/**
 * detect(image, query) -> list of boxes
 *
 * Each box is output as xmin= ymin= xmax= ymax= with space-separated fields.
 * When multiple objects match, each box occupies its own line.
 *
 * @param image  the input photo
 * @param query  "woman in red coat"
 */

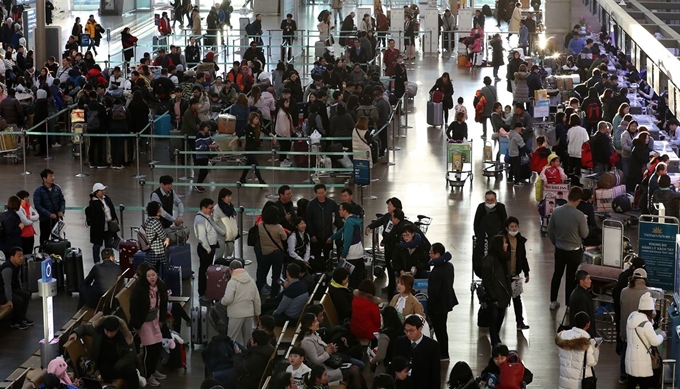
xmin=349 ymin=279 xmax=381 ymax=340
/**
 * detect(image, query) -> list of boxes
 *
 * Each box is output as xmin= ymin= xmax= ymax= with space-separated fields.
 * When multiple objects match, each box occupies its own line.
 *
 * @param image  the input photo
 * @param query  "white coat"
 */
xmin=248 ymin=91 xmax=276 ymax=121
xmin=509 ymin=7 xmax=522 ymax=33
xmin=352 ymin=126 xmax=372 ymax=168
xmin=555 ymin=327 xmax=599 ymax=389
xmin=625 ymin=311 xmax=663 ymax=378
xmin=567 ymin=125 xmax=589 ymax=158
xmin=212 ymin=203 xmax=239 ymax=242
xmin=220 ymin=269 xmax=261 ymax=318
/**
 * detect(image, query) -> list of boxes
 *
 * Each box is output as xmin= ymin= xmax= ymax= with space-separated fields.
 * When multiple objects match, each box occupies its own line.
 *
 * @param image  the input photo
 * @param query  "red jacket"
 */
xmin=542 ymin=166 xmax=563 ymax=184
xmin=349 ymin=290 xmax=381 ymax=340
xmin=530 ymin=146 xmax=550 ymax=173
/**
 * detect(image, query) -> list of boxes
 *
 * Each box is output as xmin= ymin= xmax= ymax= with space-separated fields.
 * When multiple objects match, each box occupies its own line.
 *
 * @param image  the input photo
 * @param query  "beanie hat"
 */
xmin=36 ymin=89 xmax=47 ymax=99
xmin=638 ymin=292 xmax=655 ymax=311
xmin=205 ymin=51 xmax=215 ymax=60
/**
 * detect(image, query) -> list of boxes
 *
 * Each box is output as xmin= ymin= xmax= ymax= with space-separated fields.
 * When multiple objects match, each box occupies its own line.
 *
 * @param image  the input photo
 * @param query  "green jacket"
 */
xmin=330 ymin=215 xmax=362 ymax=258
xmin=181 ymin=108 xmax=200 ymax=136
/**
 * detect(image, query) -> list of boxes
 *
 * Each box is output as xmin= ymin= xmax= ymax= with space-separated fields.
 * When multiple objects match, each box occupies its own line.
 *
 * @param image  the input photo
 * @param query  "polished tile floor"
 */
xmin=0 ymin=2 xmax=631 ymax=388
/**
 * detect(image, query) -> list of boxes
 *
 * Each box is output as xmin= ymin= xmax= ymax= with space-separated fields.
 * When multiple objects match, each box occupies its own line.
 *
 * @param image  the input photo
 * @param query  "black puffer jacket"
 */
xmin=481 ymin=246 xmax=512 ymax=308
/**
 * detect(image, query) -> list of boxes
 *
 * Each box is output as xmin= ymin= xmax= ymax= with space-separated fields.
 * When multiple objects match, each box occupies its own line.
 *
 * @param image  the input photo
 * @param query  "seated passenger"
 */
xmin=540 ymin=154 xmax=568 ymax=184
xmin=328 ymin=267 xmax=353 ymax=324
xmin=68 ymin=316 xmax=139 ymax=389
xmin=0 ymin=247 xmax=33 ymax=330
xmin=226 ymin=330 xmax=275 ymax=389
xmin=391 ymin=225 xmax=430 ymax=279
xmin=78 ymin=248 xmax=122 ymax=309
xmin=350 ymin=279 xmax=381 ymax=340
xmin=272 ymin=263 xmax=309 ymax=326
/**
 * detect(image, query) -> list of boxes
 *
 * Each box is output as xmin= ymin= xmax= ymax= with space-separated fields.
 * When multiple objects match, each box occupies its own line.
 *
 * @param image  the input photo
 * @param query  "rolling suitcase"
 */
xmin=168 ymin=243 xmax=192 ymax=279
xmin=163 ymin=265 xmax=183 ymax=297
xmin=21 ymin=255 xmax=42 ymax=294
xmin=314 ymin=40 xmax=326 ymax=58
xmin=43 ymin=238 xmax=72 ymax=258
xmin=133 ymin=251 xmax=146 ymax=274
xmin=427 ymin=101 xmax=444 ymax=127
xmin=119 ymin=239 xmax=139 ymax=276
xmin=191 ymin=306 xmax=209 ymax=347
xmin=205 ymin=264 xmax=231 ymax=301
xmin=64 ymin=247 xmax=85 ymax=294
xmin=154 ymin=114 xmax=172 ymax=135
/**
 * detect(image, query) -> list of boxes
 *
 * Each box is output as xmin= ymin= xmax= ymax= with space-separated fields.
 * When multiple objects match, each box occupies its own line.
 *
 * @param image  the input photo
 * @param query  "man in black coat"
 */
xmin=305 ymin=184 xmax=341 ymax=272
xmin=275 ymin=185 xmax=295 ymax=231
xmin=393 ymin=315 xmax=440 ymax=388
xmin=472 ymin=190 xmax=508 ymax=274
xmin=569 ymin=269 xmax=597 ymax=338
xmin=227 ymin=330 xmax=275 ymax=389
xmin=78 ymin=248 xmax=122 ymax=309
xmin=590 ymin=121 xmax=613 ymax=173
xmin=427 ymin=243 xmax=457 ymax=361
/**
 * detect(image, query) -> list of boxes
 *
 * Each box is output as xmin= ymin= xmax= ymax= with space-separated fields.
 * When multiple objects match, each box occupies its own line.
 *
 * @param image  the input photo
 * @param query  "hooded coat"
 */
xmin=625 ymin=311 xmax=663 ymax=378
xmin=555 ymin=328 xmax=599 ymax=389
xmin=427 ymin=252 xmax=458 ymax=315
xmin=329 ymin=214 xmax=363 ymax=260
xmin=349 ymin=289 xmax=381 ymax=339
xmin=72 ymin=315 xmax=136 ymax=371
xmin=220 ymin=269 xmax=261 ymax=318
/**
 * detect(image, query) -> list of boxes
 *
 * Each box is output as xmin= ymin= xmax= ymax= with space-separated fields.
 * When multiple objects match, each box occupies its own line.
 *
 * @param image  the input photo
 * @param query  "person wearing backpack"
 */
xmin=621 ymin=120 xmax=639 ymax=184
xmin=580 ymin=87 xmax=603 ymax=135
xmin=86 ymin=90 xmax=108 ymax=168
xmin=613 ymin=114 xmax=632 ymax=156
xmin=629 ymin=131 xmax=653 ymax=194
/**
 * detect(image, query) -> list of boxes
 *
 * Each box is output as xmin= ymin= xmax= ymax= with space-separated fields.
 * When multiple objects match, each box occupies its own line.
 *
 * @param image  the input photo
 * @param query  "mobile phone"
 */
xmin=594 ymin=337 xmax=603 ymax=347
xmin=277 ymin=277 xmax=285 ymax=285
xmin=233 ymin=342 xmax=240 ymax=351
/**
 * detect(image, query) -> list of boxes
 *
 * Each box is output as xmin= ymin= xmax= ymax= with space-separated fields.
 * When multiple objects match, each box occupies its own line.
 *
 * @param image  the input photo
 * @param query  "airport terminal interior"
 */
xmin=0 ymin=0 xmax=678 ymax=387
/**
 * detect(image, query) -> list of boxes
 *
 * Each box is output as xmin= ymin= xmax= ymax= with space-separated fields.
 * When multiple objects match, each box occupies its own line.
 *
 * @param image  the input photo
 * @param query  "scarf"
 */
xmin=330 ymin=280 xmax=347 ymax=289
xmin=218 ymin=199 xmax=235 ymax=217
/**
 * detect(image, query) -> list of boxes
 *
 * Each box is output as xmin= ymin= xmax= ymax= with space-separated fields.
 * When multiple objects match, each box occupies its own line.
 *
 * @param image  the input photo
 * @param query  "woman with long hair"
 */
xmin=72 ymin=17 xmax=83 ymax=46
xmin=628 ymin=130 xmax=651 ymax=192
xmin=613 ymin=102 xmax=630 ymax=130
xmin=481 ymin=234 xmax=512 ymax=346
xmin=248 ymin=85 xmax=276 ymax=128
xmin=129 ymin=263 xmax=168 ymax=387
xmin=121 ymin=27 xmax=138 ymax=65
xmin=429 ymin=72 xmax=455 ymax=123
xmin=229 ymin=93 xmax=250 ymax=136
xmin=370 ymin=306 xmax=403 ymax=374
xmin=403 ymin=14 xmax=416 ymax=60
xmin=213 ymin=188 xmax=238 ymax=259
xmin=256 ymin=205 xmax=287 ymax=296
xmin=601 ymin=88 xmax=615 ymax=123
xmin=275 ymin=98 xmax=294 ymax=164
xmin=230 ymin=111 xmax=267 ymax=184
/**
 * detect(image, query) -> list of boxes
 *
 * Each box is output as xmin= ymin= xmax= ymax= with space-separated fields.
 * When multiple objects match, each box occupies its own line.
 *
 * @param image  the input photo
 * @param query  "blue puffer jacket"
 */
xmin=33 ymin=184 xmax=66 ymax=221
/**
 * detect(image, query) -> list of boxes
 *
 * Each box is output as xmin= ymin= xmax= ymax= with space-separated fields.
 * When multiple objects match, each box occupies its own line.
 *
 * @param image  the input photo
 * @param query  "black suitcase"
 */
xmin=53 ymin=257 xmax=66 ymax=291
xmin=63 ymin=247 xmax=85 ymax=294
xmin=477 ymin=305 xmax=490 ymax=328
xmin=21 ymin=255 xmax=42 ymax=294
xmin=163 ymin=265 xmax=183 ymax=297
xmin=43 ymin=238 xmax=72 ymax=258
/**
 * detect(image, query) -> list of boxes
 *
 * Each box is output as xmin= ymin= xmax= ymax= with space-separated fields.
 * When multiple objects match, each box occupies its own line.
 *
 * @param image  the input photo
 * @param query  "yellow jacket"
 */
xmin=85 ymin=20 xmax=97 ymax=37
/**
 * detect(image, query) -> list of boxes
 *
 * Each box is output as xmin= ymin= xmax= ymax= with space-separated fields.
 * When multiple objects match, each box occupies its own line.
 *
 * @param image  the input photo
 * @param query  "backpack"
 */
xmin=432 ymin=90 xmax=443 ymax=103
xmin=546 ymin=125 xmax=558 ymax=147
xmin=201 ymin=334 xmax=236 ymax=373
xmin=136 ymin=225 xmax=152 ymax=251
xmin=581 ymin=141 xmax=594 ymax=168
xmin=585 ymin=101 xmax=602 ymax=124
xmin=86 ymin=109 xmax=100 ymax=129
xmin=613 ymin=194 xmax=633 ymax=213
xmin=244 ymin=23 xmax=255 ymax=36
xmin=111 ymin=104 xmax=126 ymax=121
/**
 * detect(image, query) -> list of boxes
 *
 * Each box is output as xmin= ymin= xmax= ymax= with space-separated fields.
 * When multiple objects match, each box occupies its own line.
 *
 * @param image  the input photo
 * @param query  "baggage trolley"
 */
xmin=538 ymin=183 xmax=570 ymax=235
xmin=482 ymin=140 xmax=509 ymax=178
xmin=446 ymin=140 xmax=473 ymax=189
xmin=0 ymin=125 xmax=20 ymax=164
xmin=414 ymin=215 xmax=432 ymax=235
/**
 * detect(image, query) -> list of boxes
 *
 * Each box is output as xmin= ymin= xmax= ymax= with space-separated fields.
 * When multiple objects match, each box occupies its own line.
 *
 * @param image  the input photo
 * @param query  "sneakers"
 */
xmin=281 ymin=159 xmax=292 ymax=167
xmin=52 ymin=142 xmax=61 ymax=147
xmin=550 ymin=301 xmax=561 ymax=310
xmin=112 ymin=165 xmax=124 ymax=170
xmin=146 ymin=377 xmax=160 ymax=387
xmin=514 ymin=182 xmax=525 ymax=187
xmin=517 ymin=323 xmax=530 ymax=330
xmin=194 ymin=186 xmax=206 ymax=193
xmin=97 ymin=165 xmax=108 ymax=169
xmin=618 ymin=378 xmax=627 ymax=384
xmin=153 ymin=372 xmax=166 ymax=380
xmin=11 ymin=322 xmax=29 ymax=330
xmin=22 ymin=318 xmax=34 ymax=326
xmin=440 ymin=357 xmax=450 ymax=362
xmin=261 ymin=284 xmax=272 ymax=295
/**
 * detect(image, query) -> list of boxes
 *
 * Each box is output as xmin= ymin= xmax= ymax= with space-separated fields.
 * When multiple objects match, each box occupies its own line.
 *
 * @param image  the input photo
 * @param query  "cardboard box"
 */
xmin=217 ymin=114 xmax=236 ymax=134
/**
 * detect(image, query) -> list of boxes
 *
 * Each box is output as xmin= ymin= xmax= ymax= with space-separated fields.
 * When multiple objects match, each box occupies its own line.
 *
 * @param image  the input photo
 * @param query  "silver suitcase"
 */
xmin=582 ymin=248 xmax=602 ymax=266
xmin=190 ymin=306 xmax=208 ymax=347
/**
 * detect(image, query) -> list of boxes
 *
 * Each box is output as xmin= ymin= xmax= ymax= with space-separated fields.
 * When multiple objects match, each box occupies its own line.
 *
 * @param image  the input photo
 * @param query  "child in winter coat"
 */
xmin=530 ymin=135 xmax=551 ymax=173
xmin=540 ymin=154 xmax=568 ymax=184
xmin=454 ymin=97 xmax=468 ymax=121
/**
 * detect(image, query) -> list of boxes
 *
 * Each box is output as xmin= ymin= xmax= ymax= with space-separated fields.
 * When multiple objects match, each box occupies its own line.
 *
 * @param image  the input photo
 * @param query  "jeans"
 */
xmin=493 ymin=65 xmax=500 ymax=78
xmin=92 ymin=232 xmax=115 ymax=264
xmin=430 ymin=311 xmax=450 ymax=358
xmin=489 ymin=305 xmax=506 ymax=346
xmin=197 ymin=243 xmax=216 ymax=296
xmin=257 ymin=249 xmax=284 ymax=296
xmin=550 ymin=247 xmax=582 ymax=305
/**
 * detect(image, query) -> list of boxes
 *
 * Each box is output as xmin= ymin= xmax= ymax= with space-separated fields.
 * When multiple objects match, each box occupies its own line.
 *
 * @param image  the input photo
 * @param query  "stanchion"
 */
xmin=265 ymin=149 xmax=278 ymax=199
xmin=388 ymin=117 xmax=397 ymax=167
xmin=132 ymin=133 xmax=145 ymax=179
xmin=302 ymin=138 xmax=312 ymax=183
xmin=119 ymin=205 xmax=125 ymax=239
xmin=400 ymin=95 xmax=411 ymax=133
xmin=174 ymin=150 xmax=185 ymax=198
xmin=19 ymin=130 xmax=30 ymax=176
xmin=75 ymin=133 xmax=88 ymax=178
xmin=43 ymin=125 xmax=54 ymax=161
xmin=139 ymin=179 xmax=146 ymax=222
xmin=148 ymin=114 xmax=159 ymax=165
xmin=363 ymin=183 xmax=377 ymax=200
xmin=237 ymin=206 xmax=252 ymax=265
xmin=180 ymin=135 xmax=192 ymax=181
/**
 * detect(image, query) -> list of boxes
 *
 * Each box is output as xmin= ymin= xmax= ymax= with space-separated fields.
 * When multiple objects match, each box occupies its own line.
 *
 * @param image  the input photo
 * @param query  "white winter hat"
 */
xmin=258 ymin=71 xmax=270 ymax=81
xmin=638 ymin=292 xmax=655 ymax=311
xmin=92 ymin=183 xmax=107 ymax=192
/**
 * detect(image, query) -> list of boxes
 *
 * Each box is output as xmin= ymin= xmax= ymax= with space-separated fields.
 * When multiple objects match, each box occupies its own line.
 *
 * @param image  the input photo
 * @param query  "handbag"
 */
xmin=324 ymin=353 xmax=344 ymax=369
xmin=511 ymin=278 xmax=523 ymax=298
xmin=556 ymin=309 xmax=571 ymax=333
xmin=581 ymin=350 xmax=597 ymax=389
xmin=634 ymin=322 xmax=662 ymax=369
xmin=107 ymin=220 xmax=120 ymax=234
xmin=247 ymin=224 xmax=260 ymax=246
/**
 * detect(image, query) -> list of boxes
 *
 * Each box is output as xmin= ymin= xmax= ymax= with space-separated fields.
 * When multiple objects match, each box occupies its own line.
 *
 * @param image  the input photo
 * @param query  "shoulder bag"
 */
xmin=634 ymin=321 xmax=662 ymax=369
xmin=263 ymin=224 xmax=291 ymax=263
xmin=581 ymin=349 xmax=597 ymax=389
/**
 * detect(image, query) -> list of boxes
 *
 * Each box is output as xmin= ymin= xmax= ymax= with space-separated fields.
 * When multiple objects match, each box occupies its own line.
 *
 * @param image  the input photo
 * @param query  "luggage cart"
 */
xmin=414 ymin=215 xmax=432 ymax=234
xmin=0 ymin=126 xmax=20 ymax=164
xmin=446 ymin=140 xmax=473 ymax=189
xmin=482 ymin=140 xmax=509 ymax=178
xmin=537 ymin=183 xmax=570 ymax=235
xmin=70 ymin=109 xmax=86 ymax=158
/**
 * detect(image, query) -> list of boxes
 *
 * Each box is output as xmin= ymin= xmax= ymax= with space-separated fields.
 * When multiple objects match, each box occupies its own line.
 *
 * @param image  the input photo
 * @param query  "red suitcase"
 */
xmin=205 ymin=264 xmax=231 ymax=301
xmin=119 ymin=239 xmax=139 ymax=276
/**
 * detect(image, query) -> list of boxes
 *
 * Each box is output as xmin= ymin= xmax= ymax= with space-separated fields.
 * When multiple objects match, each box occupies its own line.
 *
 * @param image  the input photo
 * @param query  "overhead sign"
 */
xmin=639 ymin=221 xmax=679 ymax=290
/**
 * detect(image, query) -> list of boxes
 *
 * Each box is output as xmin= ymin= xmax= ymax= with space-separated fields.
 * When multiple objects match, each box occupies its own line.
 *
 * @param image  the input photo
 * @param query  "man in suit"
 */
xmin=393 ymin=315 xmax=440 ymax=389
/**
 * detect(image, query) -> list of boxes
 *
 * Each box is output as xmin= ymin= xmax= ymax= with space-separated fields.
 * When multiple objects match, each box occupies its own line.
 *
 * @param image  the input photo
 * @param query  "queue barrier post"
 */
xmin=174 ymin=149 xmax=186 ymax=198
xmin=44 ymin=122 xmax=54 ymax=161
xmin=132 ymin=132 xmax=146 ymax=179
xmin=75 ymin=133 xmax=88 ymax=178
xmin=400 ymin=94 xmax=411 ymax=133
xmin=265 ymin=149 xmax=278 ymax=200
xmin=119 ymin=204 xmax=125 ymax=239
xmin=19 ymin=130 xmax=30 ymax=176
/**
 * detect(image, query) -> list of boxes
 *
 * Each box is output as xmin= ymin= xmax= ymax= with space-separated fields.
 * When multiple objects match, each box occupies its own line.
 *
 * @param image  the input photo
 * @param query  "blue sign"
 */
xmin=353 ymin=159 xmax=370 ymax=186
xmin=41 ymin=258 xmax=52 ymax=283
xmin=638 ymin=221 xmax=679 ymax=290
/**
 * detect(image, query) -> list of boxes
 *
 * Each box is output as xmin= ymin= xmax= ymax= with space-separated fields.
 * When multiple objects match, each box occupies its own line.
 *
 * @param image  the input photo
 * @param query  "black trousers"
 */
xmin=281 ymin=37 xmax=293 ymax=61
xmin=77 ymin=283 xmax=101 ymax=310
xmin=142 ymin=342 xmax=163 ymax=378
xmin=39 ymin=218 xmax=57 ymax=245
xmin=512 ymin=295 xmax=524 ymax=325
xmin=627 ymin=376 xmax=652 ymax=389
xmin=489 ymin=305 xmax=506 ymax=346
xmin=197 ymin=243 xmax=215 ymax=296
xmin=310 ymin=241 xmax=333 ymax=272
xmin=430 ymin=311 xmax=450 ymax=358
xmin=278 ymin=139 xmax=291 ymax=161
xmin=99 ymin=360 xmax=139 ymax=389
xmin=195 ymin=158 xmax=209 ymax=184
xmin=111 ymin=136 xmax=125 ymax=166
xmin=88 ymin=135 xmax=107 ymax=166
xmin=510 ymin=155 xmax=521 ymax=183
xmin=240 ymin=154 xmax=263 ymax=182
xmin=346 ymin=258 xmax=365 ymax=289
xmin=569 ymin=157 xmax=582 ymax=176
xmin=21 ymin=236 xmax=34 ymax=256
xmin=0 ymin=289 xmax=29 ymax=324
xmin=550 ymin=247 xmax=583 ymax=305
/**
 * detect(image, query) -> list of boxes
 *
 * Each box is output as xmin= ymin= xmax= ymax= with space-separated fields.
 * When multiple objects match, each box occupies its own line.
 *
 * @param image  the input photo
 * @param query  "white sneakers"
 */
xmin=550 ymin=301 xmax=561 ymax=310
xmin=153 ymin=372 xmax=167 ymax=380
xmin=146 ymin=377 xmax=160 ymax=387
